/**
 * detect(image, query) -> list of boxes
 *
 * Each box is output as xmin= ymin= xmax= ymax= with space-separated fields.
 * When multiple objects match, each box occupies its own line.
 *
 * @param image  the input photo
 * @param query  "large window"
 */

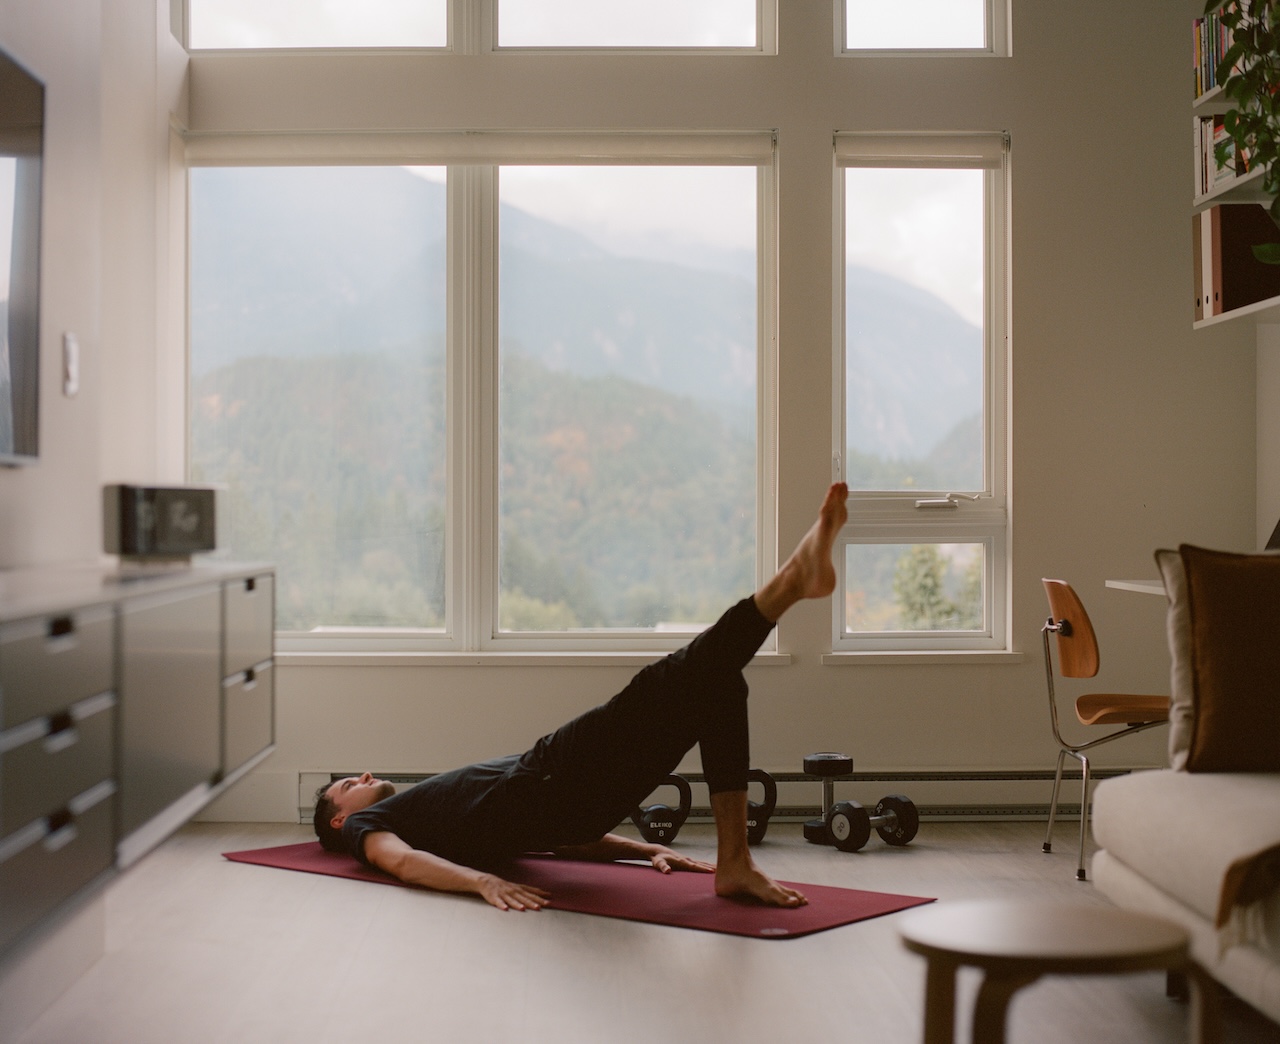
xmin=833 ymin=133 xmax=1009 ymax=651
xmin=187 ymin=138 xmax=775 ymax=650
xmin=189 ymin=166 xmax=449 ymax=632
xmin=497 ymin=166 xmax=758 ymax=634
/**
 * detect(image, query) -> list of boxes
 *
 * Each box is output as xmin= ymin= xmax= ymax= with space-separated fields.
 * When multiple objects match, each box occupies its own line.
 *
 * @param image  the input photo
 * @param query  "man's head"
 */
xmin=312 ymin=772 xmax=396 ymax=852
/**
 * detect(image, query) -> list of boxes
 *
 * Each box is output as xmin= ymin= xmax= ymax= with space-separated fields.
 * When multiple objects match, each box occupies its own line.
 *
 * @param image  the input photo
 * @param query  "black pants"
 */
xmin=523 ymin=596 xmax=775 ymax=849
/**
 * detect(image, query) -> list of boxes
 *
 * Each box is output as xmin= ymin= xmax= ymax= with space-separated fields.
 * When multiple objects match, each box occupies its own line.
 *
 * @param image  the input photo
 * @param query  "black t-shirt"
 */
xmin=341 ymin=755 xmax=546 ymax=870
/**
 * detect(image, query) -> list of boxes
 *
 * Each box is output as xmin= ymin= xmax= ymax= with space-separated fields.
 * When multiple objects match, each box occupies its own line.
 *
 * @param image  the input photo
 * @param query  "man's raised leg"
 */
xmin=713 ymin=482 xmax=847 ymax=906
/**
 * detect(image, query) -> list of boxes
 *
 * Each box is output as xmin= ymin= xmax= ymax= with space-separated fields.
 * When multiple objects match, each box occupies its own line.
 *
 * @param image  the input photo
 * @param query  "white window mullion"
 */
xmin=448 ymin=164 xmax=497 ymax=649
xmin=756 ymin=154 xmax=779 ymax=645
xmin=465 ymin=165 xmax=501 ymax=649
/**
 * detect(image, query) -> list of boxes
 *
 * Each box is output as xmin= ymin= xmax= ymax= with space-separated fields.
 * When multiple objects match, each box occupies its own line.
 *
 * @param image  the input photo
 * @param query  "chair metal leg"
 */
xmin=1076 ymin=752 xmax=1091 ymax=881
xmin=1043 ymin=749 xmax=1067 ymax=853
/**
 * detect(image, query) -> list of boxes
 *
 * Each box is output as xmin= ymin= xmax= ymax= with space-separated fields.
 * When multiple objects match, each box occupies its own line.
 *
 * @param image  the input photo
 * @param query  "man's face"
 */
xmin=326 ymin=772 xmax=396 ymax=829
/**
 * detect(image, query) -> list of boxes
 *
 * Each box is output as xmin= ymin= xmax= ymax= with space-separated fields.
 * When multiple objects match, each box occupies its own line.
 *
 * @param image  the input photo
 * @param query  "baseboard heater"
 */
xmin=299 ymin=767 xmax=1133 ymax=826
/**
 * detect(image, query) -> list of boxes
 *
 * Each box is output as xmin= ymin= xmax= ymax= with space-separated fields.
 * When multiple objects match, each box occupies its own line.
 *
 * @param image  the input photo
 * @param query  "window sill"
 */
xmin=821 ymin=650 xmax=1025 ymax=666
xmin=276 ymin=650 xmax=793 ymax=668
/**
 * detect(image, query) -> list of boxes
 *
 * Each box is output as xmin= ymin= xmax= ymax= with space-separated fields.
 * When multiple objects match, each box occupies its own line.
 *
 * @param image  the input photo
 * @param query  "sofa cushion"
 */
xmin=1154 ymin=549 xmax=1194 ymax=769
xmin=1093 ymin=770 xmax=1280 ymax=925
xmin=1157 ymin=545 xmax=1280 ymax=772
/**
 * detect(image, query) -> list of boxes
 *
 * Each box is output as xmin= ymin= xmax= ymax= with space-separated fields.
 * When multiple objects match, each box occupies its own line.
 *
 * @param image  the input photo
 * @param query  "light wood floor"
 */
xmin=15 ymin=820 xmax=1280 ymax=1044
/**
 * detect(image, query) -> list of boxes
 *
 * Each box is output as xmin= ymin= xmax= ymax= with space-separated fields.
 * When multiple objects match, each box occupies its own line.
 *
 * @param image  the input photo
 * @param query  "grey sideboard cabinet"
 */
xmin=0 ymin=562 xmax=275 ymax=959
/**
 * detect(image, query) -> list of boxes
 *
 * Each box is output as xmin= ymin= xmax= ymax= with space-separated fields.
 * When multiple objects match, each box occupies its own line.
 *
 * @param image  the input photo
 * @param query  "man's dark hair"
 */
xmin=313 ymin=782 xmax=346 ymax=852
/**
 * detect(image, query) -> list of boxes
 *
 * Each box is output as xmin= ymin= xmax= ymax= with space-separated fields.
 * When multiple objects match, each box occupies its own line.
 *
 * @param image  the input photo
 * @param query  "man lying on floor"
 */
xmin=313 ymin=482 xmax=849 ymax=912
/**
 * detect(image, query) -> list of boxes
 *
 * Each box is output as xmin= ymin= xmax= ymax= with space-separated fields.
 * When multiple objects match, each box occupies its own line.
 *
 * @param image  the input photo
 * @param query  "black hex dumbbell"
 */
xmin=802 ymin=752 xmax=854 ymax=844
xmin=827 ymin=794 xmax=919 ymax=853
xmin=802 ymin=751 xmax=919 ymax=852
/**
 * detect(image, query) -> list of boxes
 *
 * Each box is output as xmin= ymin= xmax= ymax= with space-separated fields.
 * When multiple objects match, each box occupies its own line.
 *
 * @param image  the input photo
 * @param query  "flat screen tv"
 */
xmin=0 ymin=48 xmax=43 ymax=466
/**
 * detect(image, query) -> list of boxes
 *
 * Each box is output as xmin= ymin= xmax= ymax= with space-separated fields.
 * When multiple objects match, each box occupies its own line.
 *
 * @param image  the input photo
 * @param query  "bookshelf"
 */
xmin=1191 ymin=7 xmax=1280 ymax=327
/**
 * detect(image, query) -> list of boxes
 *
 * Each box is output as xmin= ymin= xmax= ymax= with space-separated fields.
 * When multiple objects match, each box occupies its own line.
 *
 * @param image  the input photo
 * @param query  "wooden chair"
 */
xmin=1041 ymin=579 xmax=1171 ymax=880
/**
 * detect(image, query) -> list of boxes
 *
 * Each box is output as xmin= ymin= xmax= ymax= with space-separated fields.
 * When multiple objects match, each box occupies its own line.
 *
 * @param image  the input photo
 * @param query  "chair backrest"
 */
xmin=1042 ymin=578 xmax=1100 ymax=679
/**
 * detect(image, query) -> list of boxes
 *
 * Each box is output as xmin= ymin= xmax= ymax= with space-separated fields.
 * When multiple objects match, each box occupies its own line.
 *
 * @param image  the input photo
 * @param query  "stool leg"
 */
xmin=972 ymin=970 xmax=1040 ymax=1044
xmin=967 ymin=972 xmax=1039 ymax=1044
xmin=920 ymin=957 xmax=958 ymax=1044
xmin=1185 ymin=962 xmax=1222 ymax=1044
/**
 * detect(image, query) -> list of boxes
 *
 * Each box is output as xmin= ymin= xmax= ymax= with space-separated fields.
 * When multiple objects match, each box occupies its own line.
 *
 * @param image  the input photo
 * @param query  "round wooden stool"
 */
xmin=898 ymin=899 xmax=1220 ymax=1044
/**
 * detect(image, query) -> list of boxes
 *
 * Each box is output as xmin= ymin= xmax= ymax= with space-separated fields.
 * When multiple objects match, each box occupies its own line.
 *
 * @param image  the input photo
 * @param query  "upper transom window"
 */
xmin=187 ymin=0 xmax=448 ymax=50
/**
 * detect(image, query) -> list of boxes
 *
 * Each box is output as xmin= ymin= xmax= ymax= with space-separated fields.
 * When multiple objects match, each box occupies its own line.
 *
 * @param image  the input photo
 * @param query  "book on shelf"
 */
xmin=1195 ymin=113 xmax=1250 ymax=197
xmin=1193 ymin=11 xmax=1233 ymax=99
xmin=1193 ymin=203 xmax=1280 ymax=320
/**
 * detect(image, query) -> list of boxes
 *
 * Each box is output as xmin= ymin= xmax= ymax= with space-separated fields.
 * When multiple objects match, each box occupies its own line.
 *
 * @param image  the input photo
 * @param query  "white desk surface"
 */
xmin=1105 ymin=579 xmax=1166 ymax=596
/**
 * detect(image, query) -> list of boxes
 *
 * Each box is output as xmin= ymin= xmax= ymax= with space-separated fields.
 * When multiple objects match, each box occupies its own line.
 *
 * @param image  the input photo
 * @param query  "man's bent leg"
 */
xmin=526 ymin=597 xmax=771 ymax=848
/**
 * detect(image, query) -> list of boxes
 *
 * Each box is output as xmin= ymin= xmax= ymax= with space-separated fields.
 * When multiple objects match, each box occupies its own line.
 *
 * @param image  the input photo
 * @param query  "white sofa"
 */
xmin=1092 ymin=770 xmax=1280 ymax=1022
xmin=1089 ymin=545 xmax=1280 ymax=1025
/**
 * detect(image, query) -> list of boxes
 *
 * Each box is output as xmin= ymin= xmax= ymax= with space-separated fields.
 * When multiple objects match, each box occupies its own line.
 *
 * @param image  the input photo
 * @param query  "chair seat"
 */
xmin=1075 ymin=693 xmax=1171 ymax=727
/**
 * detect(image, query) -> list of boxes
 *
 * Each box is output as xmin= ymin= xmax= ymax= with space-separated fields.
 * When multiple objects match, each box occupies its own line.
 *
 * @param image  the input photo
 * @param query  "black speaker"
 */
xmin=104 ymin=485 xmax=217 ymax=558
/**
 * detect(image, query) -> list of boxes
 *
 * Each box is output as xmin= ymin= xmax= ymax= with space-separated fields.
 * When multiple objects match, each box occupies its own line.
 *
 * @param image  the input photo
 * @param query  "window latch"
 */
xmin=914 ymin=492 xmax=981 ymax=510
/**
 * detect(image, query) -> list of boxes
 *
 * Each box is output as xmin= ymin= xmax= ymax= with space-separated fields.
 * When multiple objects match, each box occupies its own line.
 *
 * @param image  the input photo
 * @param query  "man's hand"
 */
xmin=475 ymin=872 xmax=552 ymax=912
xmin=647 ymin=845 xmax=714 ymax=875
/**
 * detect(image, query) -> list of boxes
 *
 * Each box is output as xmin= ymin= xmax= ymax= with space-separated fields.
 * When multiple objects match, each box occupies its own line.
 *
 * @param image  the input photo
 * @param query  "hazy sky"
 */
xmin=191 ymin=0 xmax=986 ymax=51
xmin=194 ymin=2 xmax=988 ymax=321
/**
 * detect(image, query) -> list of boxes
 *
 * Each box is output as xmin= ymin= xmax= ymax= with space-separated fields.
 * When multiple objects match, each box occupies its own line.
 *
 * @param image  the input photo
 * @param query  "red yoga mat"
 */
xmin=223 ymin=841 xmax=933 ymax=939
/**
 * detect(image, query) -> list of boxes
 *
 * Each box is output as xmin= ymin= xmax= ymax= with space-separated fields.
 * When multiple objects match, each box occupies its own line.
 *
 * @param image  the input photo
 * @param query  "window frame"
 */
xmin=831 ymin=131 xmax=1010 ymax=653
xmin=184 ymin=132 xmax=780 ymax=655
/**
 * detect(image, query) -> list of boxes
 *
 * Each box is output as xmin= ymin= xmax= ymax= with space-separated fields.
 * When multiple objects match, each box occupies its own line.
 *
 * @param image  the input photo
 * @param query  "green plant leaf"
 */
xmin=1218 ymin=42 xmax=1245 ymax=81
xmin=1204 ymin=0 xmax=1227 ymax=13
xmin=1251 ymin=242 xmax=1280 ymax=264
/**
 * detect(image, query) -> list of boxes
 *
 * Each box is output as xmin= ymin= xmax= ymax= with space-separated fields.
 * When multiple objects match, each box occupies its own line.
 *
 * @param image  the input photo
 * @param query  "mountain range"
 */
xmin=190 ymin=165 xmax=982 ymax=473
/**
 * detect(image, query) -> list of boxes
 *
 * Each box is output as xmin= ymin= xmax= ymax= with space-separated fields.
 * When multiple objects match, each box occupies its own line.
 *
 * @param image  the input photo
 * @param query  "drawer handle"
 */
xmin=45 ymin=615 xmax=79 ymax=651
xmin=243 ymin=668 xmax=257 ymax=690
xmin=44 ymin=725 xmax=80 ymax=754
xmin=43 ymin=823 xmax=78 ymax=852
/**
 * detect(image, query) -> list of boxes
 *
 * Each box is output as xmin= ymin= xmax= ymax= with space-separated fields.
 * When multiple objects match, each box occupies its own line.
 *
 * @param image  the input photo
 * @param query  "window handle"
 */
xmin=914 ymin=492 xmax=981 ymax=509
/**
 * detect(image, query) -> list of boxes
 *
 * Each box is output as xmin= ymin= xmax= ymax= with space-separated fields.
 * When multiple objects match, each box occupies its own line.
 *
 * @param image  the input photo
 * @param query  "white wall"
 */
xmin=0 ymin=1 xmax=104 ymax=565
xmin=0 ymin=0 xmax=186 ymax=565
xmin=194 ymin=0 xmax=1260 ymax=822
xmin=0 ymin=2 xmax=1263 ymax=823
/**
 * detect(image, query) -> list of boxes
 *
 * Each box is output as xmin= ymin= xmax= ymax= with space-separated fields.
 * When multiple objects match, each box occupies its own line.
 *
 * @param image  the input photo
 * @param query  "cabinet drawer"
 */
xmin=0 ymin=607 xmax=115 ymax=730
xmin=0 ymin=784 xmax=115 ymax=955
xmin=224 ymin=574 xmax=274 ymax=677
xmin=0 ymin=694 xmax=115 ymax=838
xmin=119 ymin=587 xmax=221 ymax=837
xmin=224 ymin=662 xmax=273 ymax=776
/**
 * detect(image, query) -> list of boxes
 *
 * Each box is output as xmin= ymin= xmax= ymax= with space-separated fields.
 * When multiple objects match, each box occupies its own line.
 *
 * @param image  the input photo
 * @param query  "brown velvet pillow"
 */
xmin=1179 ymin=544 xmax=1280 ymax=772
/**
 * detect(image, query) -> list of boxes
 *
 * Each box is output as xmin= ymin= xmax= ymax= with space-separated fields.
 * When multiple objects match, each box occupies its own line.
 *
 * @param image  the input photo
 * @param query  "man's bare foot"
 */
xmin=715 ymin=862 xmax=807 ymax=907
xmin=755 ymin=482 xmax=849 ymax=622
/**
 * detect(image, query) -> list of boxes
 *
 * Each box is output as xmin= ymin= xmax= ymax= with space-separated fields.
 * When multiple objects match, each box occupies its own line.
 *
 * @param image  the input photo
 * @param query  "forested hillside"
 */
xmin=190 ymin=166 xmax=983 ymax=631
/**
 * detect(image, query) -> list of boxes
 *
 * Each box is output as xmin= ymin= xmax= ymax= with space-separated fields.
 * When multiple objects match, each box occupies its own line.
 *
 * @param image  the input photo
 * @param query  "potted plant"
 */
xmin=1207 ymin=0 xmax=1280 ymax=261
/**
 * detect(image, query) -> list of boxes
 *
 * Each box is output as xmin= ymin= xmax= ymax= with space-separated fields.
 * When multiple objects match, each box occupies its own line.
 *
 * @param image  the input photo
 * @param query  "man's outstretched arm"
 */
xmin=552 ymin=833 xmax=714 ymax=874
xmin=361 ymin=830 xmax=551 ymax=911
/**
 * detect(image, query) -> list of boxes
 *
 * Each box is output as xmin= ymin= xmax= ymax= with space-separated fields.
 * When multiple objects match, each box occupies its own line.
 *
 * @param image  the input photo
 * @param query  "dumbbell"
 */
xmin=801 ymin=751 xmax=919 ymax=852
xmin=827 ymin=795 xmax=919 ymax=853
xmin=802 ymin=752 xmax=854 ymax=844
xmin=746 ymin=768 xmax=778 ymax=845
xmin=631 ymin=773 xmax=692 ymax=844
